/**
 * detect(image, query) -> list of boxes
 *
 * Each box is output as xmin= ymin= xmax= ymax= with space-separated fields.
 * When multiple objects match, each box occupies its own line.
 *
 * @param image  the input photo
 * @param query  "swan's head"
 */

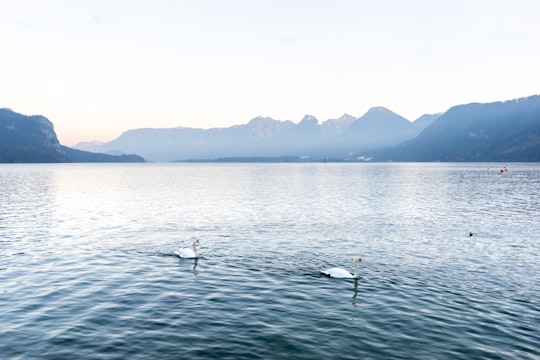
xmin=354 ymin=257 xmax=362 ymax=263
xmin=192 ymin=240 xmax=200 ymax=245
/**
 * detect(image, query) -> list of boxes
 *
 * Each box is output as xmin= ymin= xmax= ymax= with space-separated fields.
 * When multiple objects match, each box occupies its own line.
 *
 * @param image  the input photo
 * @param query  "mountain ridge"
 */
xmin=80 ymin=106 xmax=434 ymax=161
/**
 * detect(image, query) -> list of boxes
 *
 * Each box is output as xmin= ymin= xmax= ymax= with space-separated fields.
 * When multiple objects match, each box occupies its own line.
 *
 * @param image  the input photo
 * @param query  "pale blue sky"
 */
xmin=1 ymin=0 xmax=539 ymax=145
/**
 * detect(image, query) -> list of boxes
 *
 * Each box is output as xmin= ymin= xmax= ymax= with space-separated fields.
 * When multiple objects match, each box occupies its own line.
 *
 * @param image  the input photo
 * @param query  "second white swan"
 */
xmin=321 ymin=257 xmax=362 ymax=279
xmin=175 ymin=240 xmax=200 ymax=259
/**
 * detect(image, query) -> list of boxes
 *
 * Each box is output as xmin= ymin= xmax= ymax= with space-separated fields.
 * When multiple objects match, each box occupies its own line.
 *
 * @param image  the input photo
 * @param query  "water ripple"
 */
xmin=0 ymin=163 xmax=539 ymax=359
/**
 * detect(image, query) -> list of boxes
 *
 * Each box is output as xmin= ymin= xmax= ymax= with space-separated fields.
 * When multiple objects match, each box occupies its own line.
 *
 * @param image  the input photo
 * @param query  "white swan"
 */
xmin=175 ymin=240 xmax=200 ymax=259
xmin=321 ymin=257 xmax=362 ymax=279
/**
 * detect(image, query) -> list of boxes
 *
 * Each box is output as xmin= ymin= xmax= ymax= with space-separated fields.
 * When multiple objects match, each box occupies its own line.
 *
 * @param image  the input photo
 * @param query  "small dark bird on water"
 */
xmin=469 ymin=232 xmax=474 ymax=237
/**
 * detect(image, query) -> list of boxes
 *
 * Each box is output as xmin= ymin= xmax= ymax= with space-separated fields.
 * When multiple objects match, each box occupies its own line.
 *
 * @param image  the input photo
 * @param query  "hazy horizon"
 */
xmin=2 ymin=0 xmax=539 ymax=146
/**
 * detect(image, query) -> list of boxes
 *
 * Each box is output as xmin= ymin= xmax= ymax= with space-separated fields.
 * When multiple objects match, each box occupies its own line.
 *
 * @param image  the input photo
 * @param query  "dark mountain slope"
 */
xmin=0 ymin=108 xmax=144 ymax=163
xmin=0 ymin=108 xmax=66 ymax=162
xmin=364 ymin=96 xmax=540 ymax=161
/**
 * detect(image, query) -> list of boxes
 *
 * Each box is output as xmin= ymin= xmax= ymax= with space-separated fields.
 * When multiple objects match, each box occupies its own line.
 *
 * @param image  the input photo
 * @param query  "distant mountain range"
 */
xmin=2 ymin=94 xmax=539 ymax=163
xmin=76 ymin=107 xmax=437 ymax=162
xmin=75 ymin=94 xmax=540 ymax=162
xmin=0 ymin=108 xmax=144 ymax=163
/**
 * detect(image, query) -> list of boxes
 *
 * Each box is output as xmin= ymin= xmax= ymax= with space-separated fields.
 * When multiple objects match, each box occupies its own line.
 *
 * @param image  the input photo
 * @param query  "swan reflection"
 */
xmin=351 ymin=278 xmax=363 ymax=307
xmin=352 ymin=278 xmax=359 ymax=299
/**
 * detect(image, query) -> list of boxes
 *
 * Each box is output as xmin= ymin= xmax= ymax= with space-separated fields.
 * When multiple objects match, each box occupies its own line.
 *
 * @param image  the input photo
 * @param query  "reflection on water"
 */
xmin=191 ymin=257 xmax=199 ymax=273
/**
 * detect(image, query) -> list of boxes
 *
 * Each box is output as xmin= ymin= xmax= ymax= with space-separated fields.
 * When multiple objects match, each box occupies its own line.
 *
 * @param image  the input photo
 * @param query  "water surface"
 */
xmin=1 ymin=163 xmax=538 ymax=359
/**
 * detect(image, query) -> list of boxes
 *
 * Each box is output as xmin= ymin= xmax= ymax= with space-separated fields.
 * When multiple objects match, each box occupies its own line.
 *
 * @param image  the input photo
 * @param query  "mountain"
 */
xmin=0 ymin=108 xmax=145 ymax=163
xmin=74 ymin=140 xmax=106 ymax=151
xmin=360 ymin=95 xmax=540 ymax=161
xmin=60 ymin=146 xmax=145 ymax=163
xmin=272 ymin=115 xmax=326 ymax=156
xmin=412 ymin=113 xmax=441 ymax=133
xmin=336 ymin=107 xmax=418 ymax=154
xmin=82 ymin=108 xmax=427 ymax=161
xmin=92 ymin=117 xmax=295 ymax=161
xmin=0 ymin=108 xmax=66 ymax=162
xmin=320 ymin=114 xmax=356 ymax=137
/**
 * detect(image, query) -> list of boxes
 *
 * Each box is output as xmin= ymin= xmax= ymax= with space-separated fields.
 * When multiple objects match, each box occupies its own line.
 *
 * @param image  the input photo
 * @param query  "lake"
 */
xmin=0 ymin=162 xmax=538 ymax=359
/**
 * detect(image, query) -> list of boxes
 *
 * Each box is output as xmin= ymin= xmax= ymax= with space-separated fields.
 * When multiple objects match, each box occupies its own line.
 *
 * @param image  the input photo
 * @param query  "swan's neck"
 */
xmin=353 ymin=260 xmax=359 ymax=278
xmin=192 ymin=243 xmax=198 ymax=256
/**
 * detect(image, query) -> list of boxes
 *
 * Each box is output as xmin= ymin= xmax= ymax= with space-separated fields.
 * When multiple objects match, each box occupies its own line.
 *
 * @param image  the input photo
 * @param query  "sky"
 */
xmin=1 ymin=0 xmax=539 ymax=146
